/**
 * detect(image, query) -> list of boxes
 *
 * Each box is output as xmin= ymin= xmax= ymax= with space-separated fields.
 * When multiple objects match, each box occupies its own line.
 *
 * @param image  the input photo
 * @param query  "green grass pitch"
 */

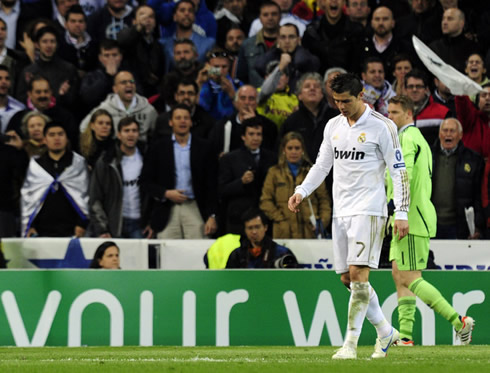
xmin=0 ymin=346 xmax=489 ymax=372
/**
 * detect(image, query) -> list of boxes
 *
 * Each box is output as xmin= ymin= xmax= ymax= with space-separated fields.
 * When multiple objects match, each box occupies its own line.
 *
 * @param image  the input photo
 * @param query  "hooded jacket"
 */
xmin=80 ymin=93 xmax=158 ymax=144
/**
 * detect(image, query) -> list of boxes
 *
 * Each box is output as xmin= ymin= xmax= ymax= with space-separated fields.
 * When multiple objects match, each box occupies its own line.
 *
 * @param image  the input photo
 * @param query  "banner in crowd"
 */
xmin=2 ymin=238 xmax=489 ymax=271
xmin=2 ymin=238 xmax=149 ymax=269
xmin=0 ymin=271 xmax=486 ymax=347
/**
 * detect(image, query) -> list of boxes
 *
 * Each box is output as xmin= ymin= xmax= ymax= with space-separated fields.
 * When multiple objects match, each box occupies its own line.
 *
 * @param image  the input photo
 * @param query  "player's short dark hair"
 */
xmin=98 ymin=39 xmax=120 ymax=53
xmin=28 ymin=74 xmax=50 ymax=92
xmin=330 ymin=73 xmax=363 ymax=97
xmin=404 ymin=69 xmax=429 ymax=88
xmin=118 ymin=116 xmax=140 ymax=132
xmin=241 ymin=117 xmax=263 ymax=135
xmin=170 ymin=103 xmax=192 ymax=118
xmin=34 ymin=25 xmax=58 ymax=43
xmin=241 ymin=207 xmax=269 ymax=226
xmin=389 ymin=95 xmax=414 ymax=113
xmin=66 ymin=4 xmax=87 ymax=22
xmin=174 ymin=0 xmax=195 ymax=14
xmin=361 ymin=56 xmax=384 ymax=74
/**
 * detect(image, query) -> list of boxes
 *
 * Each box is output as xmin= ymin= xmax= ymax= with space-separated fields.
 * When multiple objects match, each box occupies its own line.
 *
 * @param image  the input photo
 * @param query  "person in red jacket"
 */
xmin=455 ymin=83 xmax=490 ymax=161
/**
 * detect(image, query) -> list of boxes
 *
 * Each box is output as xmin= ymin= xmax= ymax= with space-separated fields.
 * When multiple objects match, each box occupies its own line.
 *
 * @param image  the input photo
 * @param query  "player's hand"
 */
xmin=393 ymin=219 xmax=409 ymax=240
xmin=165 ymin=189 xmax=188 ymax=203
xmin=288 ymin=193 xmax=303 ymax=213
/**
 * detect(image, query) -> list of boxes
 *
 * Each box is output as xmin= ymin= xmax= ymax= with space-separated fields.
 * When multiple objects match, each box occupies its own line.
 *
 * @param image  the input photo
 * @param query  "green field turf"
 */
xmin=0 ymin=346 xmax=489 ymax=373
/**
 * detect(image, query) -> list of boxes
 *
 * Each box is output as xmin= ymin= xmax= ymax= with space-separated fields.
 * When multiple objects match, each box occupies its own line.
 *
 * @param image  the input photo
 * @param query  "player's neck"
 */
xmin=347 ymin=104 xmax=366 ymax=126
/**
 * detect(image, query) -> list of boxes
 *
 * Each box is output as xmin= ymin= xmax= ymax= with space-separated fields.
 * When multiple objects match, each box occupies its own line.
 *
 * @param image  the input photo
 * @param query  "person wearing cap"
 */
xmin=21 ymin=122 xmax=89 ymax=238
xmin=198 ymin=46 xmax=243 ymax=120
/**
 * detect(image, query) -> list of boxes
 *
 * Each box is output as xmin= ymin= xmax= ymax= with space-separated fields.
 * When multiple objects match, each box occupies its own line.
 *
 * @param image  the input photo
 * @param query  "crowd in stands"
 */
xmin=0 ymin=0 xmax=489 ymax=241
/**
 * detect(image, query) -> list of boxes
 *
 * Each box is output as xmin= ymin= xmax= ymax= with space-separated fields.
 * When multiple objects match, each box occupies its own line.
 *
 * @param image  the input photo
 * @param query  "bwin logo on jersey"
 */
xmin=334 ymin=147 xmax=365 ymax=160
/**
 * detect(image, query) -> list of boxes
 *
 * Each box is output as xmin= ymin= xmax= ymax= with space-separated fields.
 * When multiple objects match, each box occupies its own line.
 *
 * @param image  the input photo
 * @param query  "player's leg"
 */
xmin=393 ymin=235 xmax=474 ymax=344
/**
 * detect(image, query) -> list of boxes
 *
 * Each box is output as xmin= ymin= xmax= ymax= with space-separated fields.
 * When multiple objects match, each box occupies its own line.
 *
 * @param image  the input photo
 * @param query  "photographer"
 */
xmin=198 ymin=47 xmax=243 ymax=120
xmin=226 ymin=207 xmax=298 ymax=269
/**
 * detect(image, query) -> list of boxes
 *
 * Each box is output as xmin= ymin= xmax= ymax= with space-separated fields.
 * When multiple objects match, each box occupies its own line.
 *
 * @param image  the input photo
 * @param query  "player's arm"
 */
xmin=380 ymin=123 xmax=410 ymax=239
xmin=288 ymin=125 xmax=333 ymax=212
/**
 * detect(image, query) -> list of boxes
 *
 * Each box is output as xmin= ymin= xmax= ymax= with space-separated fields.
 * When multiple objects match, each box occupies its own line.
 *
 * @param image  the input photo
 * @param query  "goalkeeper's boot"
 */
xmin=394 ymin=338 xmax=414 ymax=346
xmin=456 ymin=316 xmax=475 ymax=345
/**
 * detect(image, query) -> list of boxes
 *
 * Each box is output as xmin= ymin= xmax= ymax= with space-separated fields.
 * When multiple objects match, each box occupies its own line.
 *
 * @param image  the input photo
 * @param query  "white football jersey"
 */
xmin=296 ymin=104 xmax=410 ymax=218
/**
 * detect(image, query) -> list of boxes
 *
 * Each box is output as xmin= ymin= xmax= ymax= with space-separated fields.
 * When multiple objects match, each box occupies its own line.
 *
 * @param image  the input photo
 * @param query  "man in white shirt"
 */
xmin=288 ymin=73 xmax=410 ymax=360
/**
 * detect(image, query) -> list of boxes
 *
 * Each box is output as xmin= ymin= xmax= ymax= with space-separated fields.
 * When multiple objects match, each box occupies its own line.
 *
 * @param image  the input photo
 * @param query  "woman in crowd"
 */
xmin=21 ymin=112 xmax=49 ymax=158
xmin=260 ymin=131 xmax=331 ymax=238
xmin=79 ymin=109 xmax=114 ymax=169
xmin=89 ymin=241 xmax=121 ymax=269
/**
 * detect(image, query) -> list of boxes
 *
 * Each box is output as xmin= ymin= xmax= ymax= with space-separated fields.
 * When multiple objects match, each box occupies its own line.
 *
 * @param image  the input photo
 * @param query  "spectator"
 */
xmin=225 ymin=207 xmax=298 ymax=268
xmin=140 ymin=104 xmax=218 ymax=239
xmin=87 ymin=0 xmax=134 ymax=42
xmin=361 ymin=56 xmax=395 ymax=116
xmin=7 ymin=75 xmax=79 ymax=149
xmin=209 ymin=84 xmax=278 ymax=157
xmin=465 ymin=53 xmax=488 ymax=86
xmin=346 ymin=0 xmax=371 ymax=28
xmin=396 ymin=0 xmax=441 ymax=45
xmin=404 ymin=69 xmax=450 ymax=146
xmin=0 ymin=17 xmax=30 ymax=95
xmin=260 ymin=131 xmax=331 ymax=238
xmin=154 ymin=79 xmax=214 ymax=141
xmin=16 ymin=26 xmax=79 ymax=107
xmin=89 ymin=117 xmax=152 ymax=238
xmin=236 ymin=1 xmax=281 ymax=87
xmin=302 ymin=0 xmax=364 ymax=74
xmin=89 ymin=241 xmax=120 ymax=269
xmin=198 ymin=47 xmax=242 ymax=120
xmin=150 ymin=0 xmax=217 ymax=40
xmin=280 ymin=72 xmax=338 ymax=161
xmin=79 ymin=108 xmax=114 ymax=170
xmin=214 ymin=0 xmax=252 ymax=47
xmin=80 ymin=71 xmax=158 ymax=144
xmin=57 ymin=5 xmax=98 ymax=76
xmin=323 ymin=67 xmax=346 ymax=111
xmin=117 ymin=5 xmax=165 ymax=97
xmin=223 ymin=26 xmax=245 ymax=79
xmin=248 ymin=0 xmax=307 ymax=38
xmin=454 ymin=84 xmax=490 ymax=161
xmin=431 ymin=118 xmax=485 ymax=239
xmin=20 ymin=111 xmax=49 ymax=157
xmin=429 ymin=7 xmax=480 ymax=73
xmin=79 ymin=39 xmax=126 ymax=112
xmin=361 ymin=6 xmax=410 ymax=77
xmin=157 ymin=39 xmax=201 ymax=111
xmin=255 ymin=23 xmax=320 ymax=92
xmin=218 ymin=117 xmax=277 ymax=234
xmin=0 ymin=132 xmax=29 ymax=237
xmin=0 ymin=65 xmax=25 ymax=133
xmin=257 ymin=57 xmax=299 ymax=130
xmin=21 ymin=122 xmax=89 ymax=237
xmin=159 ymin=0 xmax=215 ymax=72
xmin=432 ymin=77 xmax=455 ymax=114
xmin=52 ymin=0 xmax=77 ymax=32
xmin=391 ymin=54 xmax=412 ymax=96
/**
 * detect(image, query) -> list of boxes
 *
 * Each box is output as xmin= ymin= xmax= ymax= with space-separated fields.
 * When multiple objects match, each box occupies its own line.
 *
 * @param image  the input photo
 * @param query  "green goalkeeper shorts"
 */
xmin=389 ymin=233 xmax=430 ymax=271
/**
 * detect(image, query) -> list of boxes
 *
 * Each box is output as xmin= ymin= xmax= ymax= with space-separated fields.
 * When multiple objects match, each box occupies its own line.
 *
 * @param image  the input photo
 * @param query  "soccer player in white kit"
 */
xmin=288 ymin=73 xmax=410 ymax=359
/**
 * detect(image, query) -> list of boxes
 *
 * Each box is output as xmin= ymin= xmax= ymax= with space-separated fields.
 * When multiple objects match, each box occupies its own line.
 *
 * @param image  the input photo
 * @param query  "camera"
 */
xmin=274 ymin=254 xmax=298 ymax=269
xmin=209 ymin=66 xmax=221 ymax=76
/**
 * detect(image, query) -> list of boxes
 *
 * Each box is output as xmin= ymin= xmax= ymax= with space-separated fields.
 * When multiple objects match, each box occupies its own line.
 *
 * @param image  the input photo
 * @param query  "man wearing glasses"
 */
xmin=404 ymin=69 xmax=451 ymax=145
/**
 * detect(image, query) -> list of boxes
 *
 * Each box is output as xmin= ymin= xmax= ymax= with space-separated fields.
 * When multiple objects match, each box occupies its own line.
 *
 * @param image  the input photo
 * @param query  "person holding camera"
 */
xmin=218 ymin=117 xmax=276 ymax=234
xmin=198 ymin=47 xmax=242 ymax=120
xmin=225 ymin=207 xmax=298 ymax=268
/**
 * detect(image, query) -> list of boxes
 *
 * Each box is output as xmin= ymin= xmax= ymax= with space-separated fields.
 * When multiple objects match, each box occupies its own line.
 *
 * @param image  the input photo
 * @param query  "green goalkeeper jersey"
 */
xmin=387 ymin=124 xmax=437 ymax=237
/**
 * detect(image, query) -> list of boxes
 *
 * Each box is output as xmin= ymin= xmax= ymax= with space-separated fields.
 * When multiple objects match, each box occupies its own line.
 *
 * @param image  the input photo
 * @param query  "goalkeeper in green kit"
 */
xmin=386 ymin=96 xmax=475 ymax=346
